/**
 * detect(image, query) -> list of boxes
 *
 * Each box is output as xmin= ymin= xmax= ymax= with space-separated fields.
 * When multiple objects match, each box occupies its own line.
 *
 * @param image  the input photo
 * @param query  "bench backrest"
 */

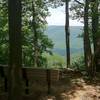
xmin=0 ymin=65 xmax=59 ymax=81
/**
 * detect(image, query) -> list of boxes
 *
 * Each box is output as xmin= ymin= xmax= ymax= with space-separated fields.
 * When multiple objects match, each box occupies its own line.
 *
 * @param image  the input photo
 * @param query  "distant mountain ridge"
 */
xmin=45 ymin=26 xmax=83 ymax=57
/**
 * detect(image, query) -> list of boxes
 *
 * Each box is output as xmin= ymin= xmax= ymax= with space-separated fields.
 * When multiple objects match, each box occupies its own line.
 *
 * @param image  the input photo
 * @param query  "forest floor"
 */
xmin=33 ymin=70 xmax=100 ymax=100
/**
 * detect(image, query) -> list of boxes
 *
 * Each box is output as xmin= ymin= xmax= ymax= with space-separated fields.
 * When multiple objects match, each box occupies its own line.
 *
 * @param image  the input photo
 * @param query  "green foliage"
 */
xmin=43 ymin=53 xmax=66 ymax=69
xmin=0 ymin=0 xmax=8 ymax=64
xmin=0 ymin=0 xmax=54 ymax=67
xmin=70 ymin=1 xmax=84 ymax=20
xmin=22 ymin=0 xmax=54 ymax=67
xmin=71 ymin=56 xmax=85 ymax=71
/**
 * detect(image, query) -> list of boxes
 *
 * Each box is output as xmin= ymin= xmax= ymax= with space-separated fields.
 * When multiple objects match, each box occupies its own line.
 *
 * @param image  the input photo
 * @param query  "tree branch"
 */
xmin=74 ymin=0 xmax=84 ymax=5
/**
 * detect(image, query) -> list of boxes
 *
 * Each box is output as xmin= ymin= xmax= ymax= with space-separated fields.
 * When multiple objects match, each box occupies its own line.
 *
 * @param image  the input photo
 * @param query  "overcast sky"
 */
xmin=46 ymin=6 xmax=83 ymax=26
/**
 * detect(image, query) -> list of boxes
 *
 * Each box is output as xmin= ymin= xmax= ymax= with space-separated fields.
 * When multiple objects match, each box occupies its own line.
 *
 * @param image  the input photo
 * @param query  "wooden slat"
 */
xmin=0 ymin=66 xmax=59 ymax=81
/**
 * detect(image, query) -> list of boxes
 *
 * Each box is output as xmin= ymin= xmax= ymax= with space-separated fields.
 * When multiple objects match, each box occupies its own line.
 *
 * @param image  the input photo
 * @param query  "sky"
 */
xmin=46 ymin=6 xmax=83 ymax=26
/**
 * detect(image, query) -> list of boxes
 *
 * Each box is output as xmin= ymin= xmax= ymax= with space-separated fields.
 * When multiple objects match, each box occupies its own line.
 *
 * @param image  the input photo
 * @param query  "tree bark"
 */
xmin=91 ymin=0 xmax=100 ymax=71
xmin=84 ymin=0 xmax=93 ymax=76
xmin=65 ymin=0 xmax=70 ymax=68
xmin=8 ymin=0 xmax=22 ymax=100
xmin=32 ymin=1 xmax=39 ymax=68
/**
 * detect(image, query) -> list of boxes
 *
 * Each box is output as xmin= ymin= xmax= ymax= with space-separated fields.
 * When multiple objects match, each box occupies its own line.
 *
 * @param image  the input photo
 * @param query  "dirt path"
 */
xmin=67 ymin=84 xmax=100 ymax=100
xmin=58 ymin=78 xmax=100 ymax=100
xmin=44 ymin=78 xmax=100 ymax=100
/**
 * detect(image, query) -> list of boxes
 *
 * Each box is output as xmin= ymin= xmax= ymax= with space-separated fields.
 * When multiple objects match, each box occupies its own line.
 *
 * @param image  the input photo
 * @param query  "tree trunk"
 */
xmin=84 ymin=0 xmax=93 ymax=76
xmin=32 ymin=1 xmax=38 ymax=68
xmin=8 ymin=0 xmax=22 ymax=100
xmin=65 ymin=0 xmax=70 ymax=68
xmin=91 ymin=0 xmax=100 ymax=71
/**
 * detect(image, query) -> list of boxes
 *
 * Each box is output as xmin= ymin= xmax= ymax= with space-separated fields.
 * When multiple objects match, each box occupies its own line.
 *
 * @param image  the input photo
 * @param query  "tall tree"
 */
xmin=21 ymin=0 xmax=53 ymax=67
xmin=8 ymin=0 xmax=22 ymax=100
xmin=65 ymin=0 xmax=70 ymax=68
xmin=84 ymin=0 xmax=92 ymax=76
xmin=91 ymin=0 xmax=100 ymax=70
xmin=70 ymin=0 xmax=100 ymax=73
xmin=31 ymin=1 xmax=38 ymax=67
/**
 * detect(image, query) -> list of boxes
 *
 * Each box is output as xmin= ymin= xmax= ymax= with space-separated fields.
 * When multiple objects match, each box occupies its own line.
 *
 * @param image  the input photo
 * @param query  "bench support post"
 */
xmin=46 ymin=69 xmax=51 ymax=94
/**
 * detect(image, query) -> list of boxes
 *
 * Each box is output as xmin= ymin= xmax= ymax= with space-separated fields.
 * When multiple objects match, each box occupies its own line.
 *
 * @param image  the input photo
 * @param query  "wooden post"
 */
xmin=4 ymin=77 xmax=8 ymax=92
xmin=0 ymin=66 xmax=8 ymax=92
xmin=22 ymin=68 xmax=29 ymax=94
xmin=25 ymin=79 xmax=29 ymax=94
xmin=46 ymin=69 xmax=51 ymax=94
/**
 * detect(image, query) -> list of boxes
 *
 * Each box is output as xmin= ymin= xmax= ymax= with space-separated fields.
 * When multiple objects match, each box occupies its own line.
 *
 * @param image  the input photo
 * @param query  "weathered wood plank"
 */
xmin=0 ymin=65 xmax=59 ymax=81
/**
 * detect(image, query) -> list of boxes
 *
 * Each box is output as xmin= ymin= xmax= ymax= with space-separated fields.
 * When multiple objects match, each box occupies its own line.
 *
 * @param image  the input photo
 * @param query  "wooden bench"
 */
xmin=22 ymin=67 xmax=59 ymax=81
xmin=0 ymin=65 xmax=60 ymax=94
xmin=0 ymin=65 xmax=59 ymax=81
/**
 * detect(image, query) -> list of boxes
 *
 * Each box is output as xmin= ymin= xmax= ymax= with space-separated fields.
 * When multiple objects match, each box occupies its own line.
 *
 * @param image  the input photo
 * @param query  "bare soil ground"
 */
xmin=37 ymin=71 xmax=100 ymax=100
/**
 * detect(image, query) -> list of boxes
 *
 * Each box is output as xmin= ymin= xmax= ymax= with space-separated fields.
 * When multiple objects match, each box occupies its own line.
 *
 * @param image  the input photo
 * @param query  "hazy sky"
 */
xmin=46 ymin=6 xmax=83 ymax=26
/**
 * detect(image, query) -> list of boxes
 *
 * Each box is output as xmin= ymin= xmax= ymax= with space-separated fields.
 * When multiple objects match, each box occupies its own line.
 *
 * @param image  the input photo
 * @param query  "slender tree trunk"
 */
xmin=84 ymin=0 xmax=93 ymax=76
xmin=65 ymin=0 xmax=70 ymax=68
xmin=8 ymin=0 xmax=22 ymax=100
xmin=32 ymin=1 xmax=38 ymax=68
xmin=91 ymin=0 xmax=98 ymax=52
xmin=91 ymin=0 xmax=100 ymax=71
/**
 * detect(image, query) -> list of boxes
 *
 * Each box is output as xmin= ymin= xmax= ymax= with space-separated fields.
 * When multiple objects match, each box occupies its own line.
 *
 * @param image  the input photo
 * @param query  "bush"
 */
xmin=71 ymin=56 xmax=85 ymax=71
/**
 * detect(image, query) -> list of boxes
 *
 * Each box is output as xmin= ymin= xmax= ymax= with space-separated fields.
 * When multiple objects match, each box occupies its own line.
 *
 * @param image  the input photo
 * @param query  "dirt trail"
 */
xmin=45 ymin=78 xmax=100 ymax=100
xmin=62 ymin=78 xmax=100 ymax=100
xmin=67 ymin=85 xmax=100 ymax=100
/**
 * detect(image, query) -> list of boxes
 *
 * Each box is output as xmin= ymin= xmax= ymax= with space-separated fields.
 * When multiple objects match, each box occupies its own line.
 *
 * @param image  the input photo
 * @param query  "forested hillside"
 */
xmin=46 ymin=26 xmax=83 ymax=57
